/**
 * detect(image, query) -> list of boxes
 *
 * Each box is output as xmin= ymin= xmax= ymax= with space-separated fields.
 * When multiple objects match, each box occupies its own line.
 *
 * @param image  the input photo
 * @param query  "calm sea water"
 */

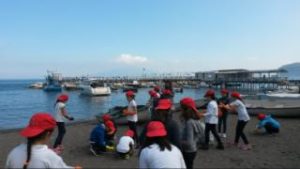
xmin=0 ymin=80 xmax=209 ymax=130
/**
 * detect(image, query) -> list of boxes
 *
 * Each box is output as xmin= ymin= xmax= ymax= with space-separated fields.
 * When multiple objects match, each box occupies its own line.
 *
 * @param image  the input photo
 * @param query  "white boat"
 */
xmin=29 ymin=82 xmax=45 ymax=89
xmin=266 ymin=93 xmax=300 ymax=98
xmin=80 ymin=79 xmax=111 ymax=96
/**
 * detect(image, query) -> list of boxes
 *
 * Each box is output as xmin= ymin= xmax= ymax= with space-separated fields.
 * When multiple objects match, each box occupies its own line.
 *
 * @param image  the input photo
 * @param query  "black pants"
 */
xmin=183 ymin=152 xmax=197 ymax=169
xmin=205 ymin=123 xmax=222 ymax=145
xmin=218 ymin=112 xmax=228 ymax=133
xmin=91 ymin=143 xmax=106 ymax=153
xmin=235 ymin=120 xmax=249 ymax=144
xmin=117 ymin=145 xmax=134 ymax=159
xmin=106 ymin=132 xmax=116 ymax=146
xmin=265 ymin=123 xmax=279 ymax=134
xmin=128 ymin=121 xmax=139 ymax=144
xmin=54 ymin=122 xmax=66 ymax=148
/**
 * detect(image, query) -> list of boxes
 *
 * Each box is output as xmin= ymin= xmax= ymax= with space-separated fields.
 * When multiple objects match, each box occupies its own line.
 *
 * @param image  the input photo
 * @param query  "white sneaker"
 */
xmin=222 ymin=133 xmax=227 ymax=138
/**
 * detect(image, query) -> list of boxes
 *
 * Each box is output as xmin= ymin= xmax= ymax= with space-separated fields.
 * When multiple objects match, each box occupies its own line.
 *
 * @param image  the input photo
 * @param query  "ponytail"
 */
xmin=23 ymin=138 xmax=33 ymax=169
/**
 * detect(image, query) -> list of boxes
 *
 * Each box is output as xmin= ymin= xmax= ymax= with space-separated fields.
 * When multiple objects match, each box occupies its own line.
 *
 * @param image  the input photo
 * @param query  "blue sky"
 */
xmin=1 ymin=0 xmax=300 ymax=79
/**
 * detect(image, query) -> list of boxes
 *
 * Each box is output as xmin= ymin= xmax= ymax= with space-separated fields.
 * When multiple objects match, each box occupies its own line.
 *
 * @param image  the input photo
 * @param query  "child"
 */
xmin=5 ymin=113 xmax=81 ymax=169
xmin=53 ymin=94 xmax=74 ymax=150
xmin=89 ymin=122 xmax=107 ymax=156
xmin=123 ymin=91 xmax=139 ymax=146
xmin=146 ymin=90 xmax=160 ymax=119
xmin=102 ymin=114 xmax=117 ymax=147
xmin=255 ymin=113 xmax=280 ymax=134
xmin=139 ymin=121 xmax=186 ymax=169
xmin=218 ymin=89 xmax=230 ymax=138
xmin=116 ymin=130 xmax=135 ymax=160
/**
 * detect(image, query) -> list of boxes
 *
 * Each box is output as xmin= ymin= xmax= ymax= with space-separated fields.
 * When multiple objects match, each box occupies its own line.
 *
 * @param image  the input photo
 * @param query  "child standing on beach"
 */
xmin=5 ymin=113 xmax=81 ymax=169
xmin=139 ymin=121 xmax=186 ymax=169
xmin=123 ymin=91 xmax=139 ymax=146
xmin=218 ymin=89 xmax=230 ymax=138
xmin=180 ymin=97 xmax=202 ymax=169
xmin=201 ymin=90 xmax=224 ymax=150
xmin=116 ymin=130 xmax=135 ymax=160
xmin=222 ymin=91 xmax=252 ymax=150
xmin=53 ymin=94 xmax=74 ymax=150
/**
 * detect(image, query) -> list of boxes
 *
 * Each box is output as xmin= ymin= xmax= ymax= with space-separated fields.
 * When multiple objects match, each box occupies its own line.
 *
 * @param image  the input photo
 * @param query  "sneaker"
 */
xmin=124 ymin=154 xmax=130 ymax=160
xmin=90 ymin=146 xmax=99 ymax=156
xmin=240 ymin=144 xmax=252 ymax=151
xmin=222 ymin=133 xmax=227 ymax=138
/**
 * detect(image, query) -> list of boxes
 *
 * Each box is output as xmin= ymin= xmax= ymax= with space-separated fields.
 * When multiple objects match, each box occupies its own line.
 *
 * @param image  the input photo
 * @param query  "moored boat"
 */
xmin=43 ymin=71 xmax=62 ymax=92
xmin=79 ymin=79 xmax=111 ymax=96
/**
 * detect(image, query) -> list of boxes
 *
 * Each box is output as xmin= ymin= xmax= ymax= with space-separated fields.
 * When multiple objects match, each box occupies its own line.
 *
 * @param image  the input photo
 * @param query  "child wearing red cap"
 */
xmin=222 ymin=91 xmax=251 ymax=150
xmin=139 ymin=121 xmax=186 ymax=169
xmin=5 ymin=113 xmax=81 ymax=169
xmin=53 ymin=94 xmax=74 ymax=150
xmin=146 ymin=90 xmax=160 ymax=119
xmin=116 ymin=130 xmax=135 ymax=160
xmin=102 ymin=114 xmax=117 ymax=147
xmin=217 ymin=89 xmax=230 ymax=138
xmin=255 ymin=113 xmax=280 ymax=134
xmin=123 ymin=91 xmax=139 ymax=146
xmin=180 ymin=97 xmax=203 ymax=169
xmin=201 ymin=90 xmax=224 ymax=150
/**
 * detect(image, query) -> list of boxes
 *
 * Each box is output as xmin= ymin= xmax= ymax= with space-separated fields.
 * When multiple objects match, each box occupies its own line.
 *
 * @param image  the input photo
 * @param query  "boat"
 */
xmin=174 ymin=87 xmax=183 ymax=93
xmin=43 ymin=71 xmax=63 ymax=92
xmin=79 ymin=79 xmax=111 ymax=96
xmin=122 ymin=86 xmax=138 ymax=93
xmin=63 ymin=82 xmax=79 ymax=90
xmin=245 ymin=99 xmax=300 ymax=118
xmin=266 ymin=93 xmax=300 ymax=98
xmin=28 ymin=82 xmax=45 ymax=89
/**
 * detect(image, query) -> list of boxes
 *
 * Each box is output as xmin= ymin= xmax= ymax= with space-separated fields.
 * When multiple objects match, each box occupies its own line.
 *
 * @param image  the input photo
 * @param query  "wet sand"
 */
xmin=1 ymin=114 xmax=300 ymax=168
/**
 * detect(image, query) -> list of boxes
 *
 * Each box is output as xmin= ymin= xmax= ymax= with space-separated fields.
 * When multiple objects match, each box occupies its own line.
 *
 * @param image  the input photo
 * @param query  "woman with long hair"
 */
xmin=5 ymin=113 xmax=81 ymax=169
xmin=53 ymin=94 xmax=74 ymax=150
xmin=139 ymin=121 xmax=186 ymax=169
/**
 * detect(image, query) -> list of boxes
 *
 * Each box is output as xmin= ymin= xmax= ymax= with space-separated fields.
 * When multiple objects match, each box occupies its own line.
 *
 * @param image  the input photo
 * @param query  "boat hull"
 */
xmin=81 ymin=86 xmax=111 ymax=96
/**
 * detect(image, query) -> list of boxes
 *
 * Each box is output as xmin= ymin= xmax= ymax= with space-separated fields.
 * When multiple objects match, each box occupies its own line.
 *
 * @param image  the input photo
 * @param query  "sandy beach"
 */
xmin=1 ymin=114 xmax=300 ymax=168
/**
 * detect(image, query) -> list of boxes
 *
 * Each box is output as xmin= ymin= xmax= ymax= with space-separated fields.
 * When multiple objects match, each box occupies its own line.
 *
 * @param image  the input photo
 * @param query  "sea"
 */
xmin=0 ymin=80 xmax=210 ymax=130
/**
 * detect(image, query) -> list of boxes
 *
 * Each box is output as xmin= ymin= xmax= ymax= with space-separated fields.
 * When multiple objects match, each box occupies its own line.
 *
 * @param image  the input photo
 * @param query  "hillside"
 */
xmin=280 ymin=62 xmax=300 ymax=80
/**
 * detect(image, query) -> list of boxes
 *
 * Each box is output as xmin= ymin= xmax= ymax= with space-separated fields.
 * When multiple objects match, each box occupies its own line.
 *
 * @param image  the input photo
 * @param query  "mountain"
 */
xmin=280 ymin=62 xmax=300 ymax=80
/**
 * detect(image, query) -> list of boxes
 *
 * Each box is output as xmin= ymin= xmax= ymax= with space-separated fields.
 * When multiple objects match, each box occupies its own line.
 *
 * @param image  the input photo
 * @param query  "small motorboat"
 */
xmin=80 ymin=79 xmax=111 ymax=96
xmin=28 ymin=82 xmax=45 ymax=89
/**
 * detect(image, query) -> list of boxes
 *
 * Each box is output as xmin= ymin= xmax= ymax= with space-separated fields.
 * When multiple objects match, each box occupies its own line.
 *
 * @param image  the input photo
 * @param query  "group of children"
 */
xmin=5 ymin=86 xmax=281 ymax=169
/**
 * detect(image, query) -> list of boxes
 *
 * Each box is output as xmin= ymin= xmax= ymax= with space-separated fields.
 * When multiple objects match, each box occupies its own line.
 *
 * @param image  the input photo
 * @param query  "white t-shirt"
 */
xmin=204 ymin=100 xmax=218 ymax=124
xmin=116 ymin=136 xmax=134 ymax=153
xmin=230 ymin=100 xmax=250 ymax=121
xmin=5 ymin=144 xmax=73 ymax=169
xmin=55 ymin=102 xmax=66 ymax=122
xmin=127 ymin=100 xmax=138 ymax=122
xmin=139 ymin=144 xmax=186 ymax=169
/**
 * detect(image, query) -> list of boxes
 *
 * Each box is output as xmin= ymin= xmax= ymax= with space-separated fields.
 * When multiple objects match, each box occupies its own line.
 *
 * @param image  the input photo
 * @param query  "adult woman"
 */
xmin=180 ymin=97 xmax=202 ymax=169
xmin=222 ymin=91 xmax=251 ymax=150
xmin=139 ymin=121 xmax=186 ymax=169
xmin=5 ymin=113 xmax=81 ymax=169
xmin=53 ymin=94 xmax=74 ymax=149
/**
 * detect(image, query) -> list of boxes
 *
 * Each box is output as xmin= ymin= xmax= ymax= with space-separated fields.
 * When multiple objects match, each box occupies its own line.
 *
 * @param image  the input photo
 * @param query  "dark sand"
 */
xmin=1 ymin=114 xmax=300 ymax=168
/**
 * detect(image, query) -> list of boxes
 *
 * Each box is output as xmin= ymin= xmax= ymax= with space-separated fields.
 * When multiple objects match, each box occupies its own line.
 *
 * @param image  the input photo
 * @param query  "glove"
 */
xmin=68 ymin=116 xmax=74 ymax=121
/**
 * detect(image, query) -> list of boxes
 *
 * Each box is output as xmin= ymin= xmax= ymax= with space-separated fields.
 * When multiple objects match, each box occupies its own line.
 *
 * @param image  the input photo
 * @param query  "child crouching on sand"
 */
xmin=5 ymin=113 xmax=81 ymax=169
xmin=102 ymin=114 xmax=117 ymax=147
xmin=116 ymin=130 xmax=135 ymax=160
xmin=255 ymin=113 xmax=280 ymax=135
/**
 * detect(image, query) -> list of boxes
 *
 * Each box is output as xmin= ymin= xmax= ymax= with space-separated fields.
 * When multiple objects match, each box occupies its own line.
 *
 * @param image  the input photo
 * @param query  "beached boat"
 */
xmin=43 ymin=71 xmax=62 ymax=92
xmin=80 ymin=79 xmax=111 ymax=96
xmin=245 ymin=99 xmax=300 ymax=118
xmin=266 ymin=93 xmax=300 ymax=98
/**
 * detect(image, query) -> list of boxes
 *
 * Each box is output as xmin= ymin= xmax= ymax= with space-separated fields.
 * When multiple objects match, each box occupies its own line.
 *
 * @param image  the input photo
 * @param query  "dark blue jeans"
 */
xmin=54 ymin=122 xmax=66 ymax=148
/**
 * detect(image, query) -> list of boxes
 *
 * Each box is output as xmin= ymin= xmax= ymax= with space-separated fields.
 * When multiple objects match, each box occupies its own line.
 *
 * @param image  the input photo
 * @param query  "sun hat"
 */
xmin=20 ymin=113 xmax=56 ymax=138
xmin=180 ymin=97 xmax=198 ymax=113
xmin=102 ymin=114 xmax=112 ymax=122
xmin=146 ymin=121 xmax=167 ymax=137
xmin=104 ymin=121 xmax=115 ymax=131
xmin=221 ymin=89 xmax=229 ymax=95
xmin=231 ymin=91 xmax=242 ymax=100
xmin=204 ymin=89 xmax=215 ymax=98
xmin=125 ymin=90 xmax=135 ymax=97
xmin=57 ymin=94 xmax=69 ymax=102
xmin=155 ymin=99 xmax=172 ymax=110
xmin=257 ymin=113 xmax=266 ymax=120
xmin=148 ymin=90 xmax=157 ymax=97
xmin=124 ymin=129 xmax=135 ymax=137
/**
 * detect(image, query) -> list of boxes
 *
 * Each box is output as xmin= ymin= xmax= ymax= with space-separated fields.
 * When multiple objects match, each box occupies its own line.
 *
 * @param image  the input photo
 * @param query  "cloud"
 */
xmin=116 ymin=54 xmax=148 ymax=65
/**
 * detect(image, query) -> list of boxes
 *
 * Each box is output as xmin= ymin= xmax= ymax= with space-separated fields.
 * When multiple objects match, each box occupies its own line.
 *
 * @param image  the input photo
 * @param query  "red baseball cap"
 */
xmin=124 ymin=129 xmax=135 ymax=137
xmin=104 ymin=121 xmax=116 ymax=131
xmin=231 ymin=91 xmax=242 ymax=100
xmin=57 ymin=94 xmax=69 ymax=102
xmin=20 ymin=113 xmax=56 ymax=138
xmin=154 ymin=86 xmax=160 ymax=92
xmin=221 ymin=89 xmax=229 ymax=95
xmin=257 ymin=113 xmax=266 ymax=120
xmin=162 ymin=89 xmax=172 ymax=96
xmin=126 ymin=90 xmax=135 ymax=97
xmin=148 ymin=90 xmax=157 ymax=97
xmin=180 ymin=97 xmax=198 ymax=113
xmin=102 ymin=114 xmax=112 ymax=122
xmin=204 ymin=89 xmax=215 ymax=98
xmin=155 ymin=99 xmax=172 ymax=110
xmin=146 ymin=121 xmax=167 ymax=137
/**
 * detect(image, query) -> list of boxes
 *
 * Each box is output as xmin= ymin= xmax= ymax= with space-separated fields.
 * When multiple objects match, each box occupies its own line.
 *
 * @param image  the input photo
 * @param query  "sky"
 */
xmin=0 ymin=0 xmax=300 ymax=79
